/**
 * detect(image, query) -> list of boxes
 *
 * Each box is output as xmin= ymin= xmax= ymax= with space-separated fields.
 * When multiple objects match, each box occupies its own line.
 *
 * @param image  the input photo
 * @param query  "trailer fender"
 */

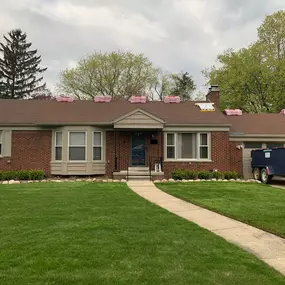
xmin=266 ymin=166 xmax=275 ymax=176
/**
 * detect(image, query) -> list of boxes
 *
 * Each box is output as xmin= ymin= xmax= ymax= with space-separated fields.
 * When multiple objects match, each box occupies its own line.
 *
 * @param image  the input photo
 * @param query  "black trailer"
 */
xmin=251 ymin=147 xmax=285 ymax=183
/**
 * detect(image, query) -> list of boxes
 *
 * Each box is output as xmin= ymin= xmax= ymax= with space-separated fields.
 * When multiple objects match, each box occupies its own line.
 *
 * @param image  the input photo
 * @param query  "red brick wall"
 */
xmin=106 ymin=131 xmax=131 ymax=177
xmin=0 ymin=130 xmax=52 ymax=175
xmin=105 ymin=131 xmax=244 ymax=178
xmin=229 ymin=141 xmax=243 ymax=175
xmin=163 ymin=132 xmax=233 ymax=178
xmin=106 ymin=130 xmax=162 ymax=176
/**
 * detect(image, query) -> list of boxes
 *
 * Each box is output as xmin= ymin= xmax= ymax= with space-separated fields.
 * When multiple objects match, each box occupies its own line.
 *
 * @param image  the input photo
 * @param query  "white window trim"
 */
xmin=92 ymin=131 xmax=103 ymax=162
xmin=0 ymin=131 xmax=2 ymax=157
xmin=54 ymin=131 xmax=63 ymax=161
xmin=199 ymin=133 xmax=211 ymax=160
xmin=68 ymin=131 xmax=87 ymax=162
xmin=164 ymin=132 xmax=211 ymax=162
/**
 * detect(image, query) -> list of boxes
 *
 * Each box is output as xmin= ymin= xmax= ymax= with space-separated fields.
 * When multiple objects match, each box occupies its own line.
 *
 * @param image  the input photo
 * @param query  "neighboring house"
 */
xmin=1 ymin=86 xmax=285 ymax=179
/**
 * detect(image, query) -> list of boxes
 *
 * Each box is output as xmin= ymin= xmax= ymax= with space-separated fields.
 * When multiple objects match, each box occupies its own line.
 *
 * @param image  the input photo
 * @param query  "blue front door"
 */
xmin=131 ymin=133 xmax=146 ymax=166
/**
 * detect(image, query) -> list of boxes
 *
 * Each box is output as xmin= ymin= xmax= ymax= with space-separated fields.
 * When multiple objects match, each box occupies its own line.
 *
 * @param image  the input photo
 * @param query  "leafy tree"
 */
xmin=169 ymin=71 xmax=195 ymax=101
xmin=58 ymin=51 xmax=159 ymax=99
xmin=0 ymin=29 xmax=47 ymax=99
xmin=203 ymin=11 xmax=285 ymax=113
xmin=148 ymin=71 xmax=173 ymax=101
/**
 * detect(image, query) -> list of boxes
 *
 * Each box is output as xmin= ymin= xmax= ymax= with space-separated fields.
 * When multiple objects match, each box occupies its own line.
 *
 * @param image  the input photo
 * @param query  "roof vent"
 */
xmin=224 ymin=109 xmax=242 ymax=116
xmin=129 ymin=96 xmax=147 ymax=103
xmin=195 ymin=103 xmax=215 ymax=111
xmin=280 ymin=109 xmax=285 ymax=115
xmin=56 ymin=96 xmax=75 ymax=102
xmin=94 ymin=95 xmax=112 ymax=103
xmin=164 ymin=96 xmax=180 ymax=103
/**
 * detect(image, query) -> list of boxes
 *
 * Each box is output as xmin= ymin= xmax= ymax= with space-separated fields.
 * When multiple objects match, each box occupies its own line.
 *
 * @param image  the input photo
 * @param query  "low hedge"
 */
xmin=0 ymin=170 xmax=45 ymax=181
xmin=171 ymin=169 xmax=240 ymax=180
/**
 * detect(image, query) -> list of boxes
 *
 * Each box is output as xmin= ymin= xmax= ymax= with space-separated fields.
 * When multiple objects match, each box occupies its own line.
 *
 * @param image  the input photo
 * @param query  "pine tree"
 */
xmin=0 ymin=75 xmax=6 ymax=98
xmin=0 ymin=29 xmax=47 ymax=99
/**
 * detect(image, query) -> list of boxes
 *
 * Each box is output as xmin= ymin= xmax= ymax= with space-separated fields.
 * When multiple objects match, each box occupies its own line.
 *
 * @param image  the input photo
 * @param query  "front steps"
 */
xmin=113 ymin=166 xmax=164 ymax=181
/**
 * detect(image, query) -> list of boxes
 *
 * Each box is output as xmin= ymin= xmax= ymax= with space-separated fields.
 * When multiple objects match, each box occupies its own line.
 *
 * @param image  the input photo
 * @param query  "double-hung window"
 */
xmin=55 ymin=132 xmax=63 ymax=161
xmin=0 ymin=131 xmax=2 ymax=156
xmin=199 ymin=133 xmax=209 ymax=159
xmin=166 ymin=132 xmax=210 ymax=160
xmin=69 ymin=132 xmax=86 ymax=161
xmin=93 ymin=132 xmax=102 ymax=161
xmin=166 ymin=133 xmax=175 ymax=159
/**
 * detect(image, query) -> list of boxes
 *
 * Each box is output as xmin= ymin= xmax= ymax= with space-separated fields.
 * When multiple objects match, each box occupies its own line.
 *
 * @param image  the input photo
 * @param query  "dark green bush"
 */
xmin=212 ymin=171 xmax=223 ymax=180
xmin=171 ymin=169 xmax=198 ymax=180
xmin=186 ymin=170 xmax=198 ymax=180
xmin=197 ymin=171 xmax=212 ymax=180
xmin=0 ymin=170 xmax=45 ymax=181
xmin=172 ymin=169 xmax=186 ymax=180
xmin=223 ymin=171 xmax=239 ymax=180
xmin=172 ymin=170 xmax=240 ymax=181
xmin=28 ymin=170 xmax=45 ymax=180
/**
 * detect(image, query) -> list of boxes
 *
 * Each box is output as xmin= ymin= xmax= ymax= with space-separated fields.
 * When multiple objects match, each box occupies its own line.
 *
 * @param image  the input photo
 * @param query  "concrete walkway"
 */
xmin=127 ymin=181 xmax=285 ymax=275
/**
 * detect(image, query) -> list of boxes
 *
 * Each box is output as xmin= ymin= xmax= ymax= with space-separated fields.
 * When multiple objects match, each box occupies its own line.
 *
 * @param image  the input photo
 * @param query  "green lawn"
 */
xmin=0 ymin=183 xmax=284 ymax=285
xmin=157 ymin=182 xmax=285 ymax=238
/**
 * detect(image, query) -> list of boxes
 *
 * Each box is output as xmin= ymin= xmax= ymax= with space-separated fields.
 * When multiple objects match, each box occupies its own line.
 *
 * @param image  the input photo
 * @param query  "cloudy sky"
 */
xmin=0 ymin=0 xmax=284 ymax=94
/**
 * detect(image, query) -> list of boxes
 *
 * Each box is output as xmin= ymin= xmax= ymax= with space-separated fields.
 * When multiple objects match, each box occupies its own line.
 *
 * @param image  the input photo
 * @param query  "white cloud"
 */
xmin=0 ymin=0 xmax=284 ymax=94
xmin=29 ymin=1 xmax=168 ymax=42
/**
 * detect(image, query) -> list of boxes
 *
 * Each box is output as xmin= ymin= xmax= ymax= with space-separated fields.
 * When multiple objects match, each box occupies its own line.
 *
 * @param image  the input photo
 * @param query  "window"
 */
xmin=244 ymin=142 xmax=262 ymax=149
xmin=93 ymin=132 xmax=102 ymax=161
xmin=177 ymin=133 xmax=197 ymax=159
xmin=55 ymin=132 xmax=63 ymax=161
xmin=0 ymin=131 xmax=2 ymax=156
xmin=69 ymin=132 xmax=86 ymax=161
xmin=166 ymin=133 xmax=175 ymax=159
xmin=166 ymin=133 xmax=210 ymax=160
xmin=266 ymin=143 xmax=284 ymax=149
xmin=200 ymin=133 xmax=209 ymax=159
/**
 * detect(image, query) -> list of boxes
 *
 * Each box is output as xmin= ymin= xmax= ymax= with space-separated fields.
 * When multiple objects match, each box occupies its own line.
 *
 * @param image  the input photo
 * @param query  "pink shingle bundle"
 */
xmin=224 ymin=109 xmax=243 ymax=116
xmin=164 ymin=96 xmax=181 ymax=103
xmin=94 ymin=96 xmax=112 ymax=103
xmin=129 ymin=96 xmax=147 ymax=103
xmin=56 ymin=96 xmax=75 ymax=102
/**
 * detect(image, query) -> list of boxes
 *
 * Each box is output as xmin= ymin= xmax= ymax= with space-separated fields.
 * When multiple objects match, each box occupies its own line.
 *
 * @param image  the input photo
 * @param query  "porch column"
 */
xmin=160 ymin=129 xmax=163 ymax=171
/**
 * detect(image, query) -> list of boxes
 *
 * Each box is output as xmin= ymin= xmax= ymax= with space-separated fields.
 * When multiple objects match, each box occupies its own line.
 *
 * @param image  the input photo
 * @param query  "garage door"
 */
xmin=242 ymin=143 xmax=263 ymax=179
xmin=242 ymin=142 xmax=285 ymax=178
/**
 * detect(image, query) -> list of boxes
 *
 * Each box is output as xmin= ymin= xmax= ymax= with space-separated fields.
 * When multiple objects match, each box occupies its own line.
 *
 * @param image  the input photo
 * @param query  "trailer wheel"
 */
xmin=260 ymin=168 xmax=273 ymax=184
xmin=253 ymin=168 xmax=261 ymax=180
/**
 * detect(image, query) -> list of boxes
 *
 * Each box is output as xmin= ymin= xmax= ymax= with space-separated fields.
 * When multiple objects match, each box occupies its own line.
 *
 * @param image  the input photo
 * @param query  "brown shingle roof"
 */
xmin=0 ymin=99 xmax=229 ymax=126
xmin=227 ymin=113 xmax=285 ymax=135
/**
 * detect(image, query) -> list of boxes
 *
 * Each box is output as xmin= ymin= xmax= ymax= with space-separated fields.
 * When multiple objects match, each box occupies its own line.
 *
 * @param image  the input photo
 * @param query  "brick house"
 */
xmin=1 ymin=86 xmax=285 ymax=179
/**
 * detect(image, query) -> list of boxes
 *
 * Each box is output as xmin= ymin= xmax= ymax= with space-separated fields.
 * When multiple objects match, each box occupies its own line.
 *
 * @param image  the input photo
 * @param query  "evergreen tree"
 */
xmin=0 ymin=29 xmax=47 ymax=99
xmin=170 ymin=71 xmax=196 ymax=101
xmin=0 ymin=74 xmax=6 ymax=98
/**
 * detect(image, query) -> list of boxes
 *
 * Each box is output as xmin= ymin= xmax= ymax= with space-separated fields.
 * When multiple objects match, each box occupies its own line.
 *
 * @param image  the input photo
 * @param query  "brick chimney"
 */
xmin=206 ymin=85 xmax=220 ymax=110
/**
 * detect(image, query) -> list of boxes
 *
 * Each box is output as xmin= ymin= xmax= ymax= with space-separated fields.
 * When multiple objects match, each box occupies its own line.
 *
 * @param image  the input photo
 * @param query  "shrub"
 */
xmin=17 ymin=170 xmax=30 ymax=180
xmin=186 ymin=170 xmax=198 ymax=180
xmin=197 ymin=171 xmax=212 ymax=180
xmin=172 ymin=169 xmax=241 ymax=181
xmin=0 ymin=170 xmax=45 ymax=181
xmin=223 ymin=171 xmax=239 ymax=180
xmin=28 ymin=170 xmax=45 ymax=180
xmin=172 ymin=169 xmax=186 ymax=180
xmin=212 ymin=171 xmax=223 ymax=180
xmin=171 ymin=169 xmax=198 ymax=180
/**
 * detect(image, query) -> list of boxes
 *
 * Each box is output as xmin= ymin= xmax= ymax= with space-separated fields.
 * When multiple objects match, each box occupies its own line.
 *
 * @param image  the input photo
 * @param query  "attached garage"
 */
xmin=242 ymin=142 xmax=285 ymax=179
xmin=227 ymin=113 xmax=285 ymax=179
